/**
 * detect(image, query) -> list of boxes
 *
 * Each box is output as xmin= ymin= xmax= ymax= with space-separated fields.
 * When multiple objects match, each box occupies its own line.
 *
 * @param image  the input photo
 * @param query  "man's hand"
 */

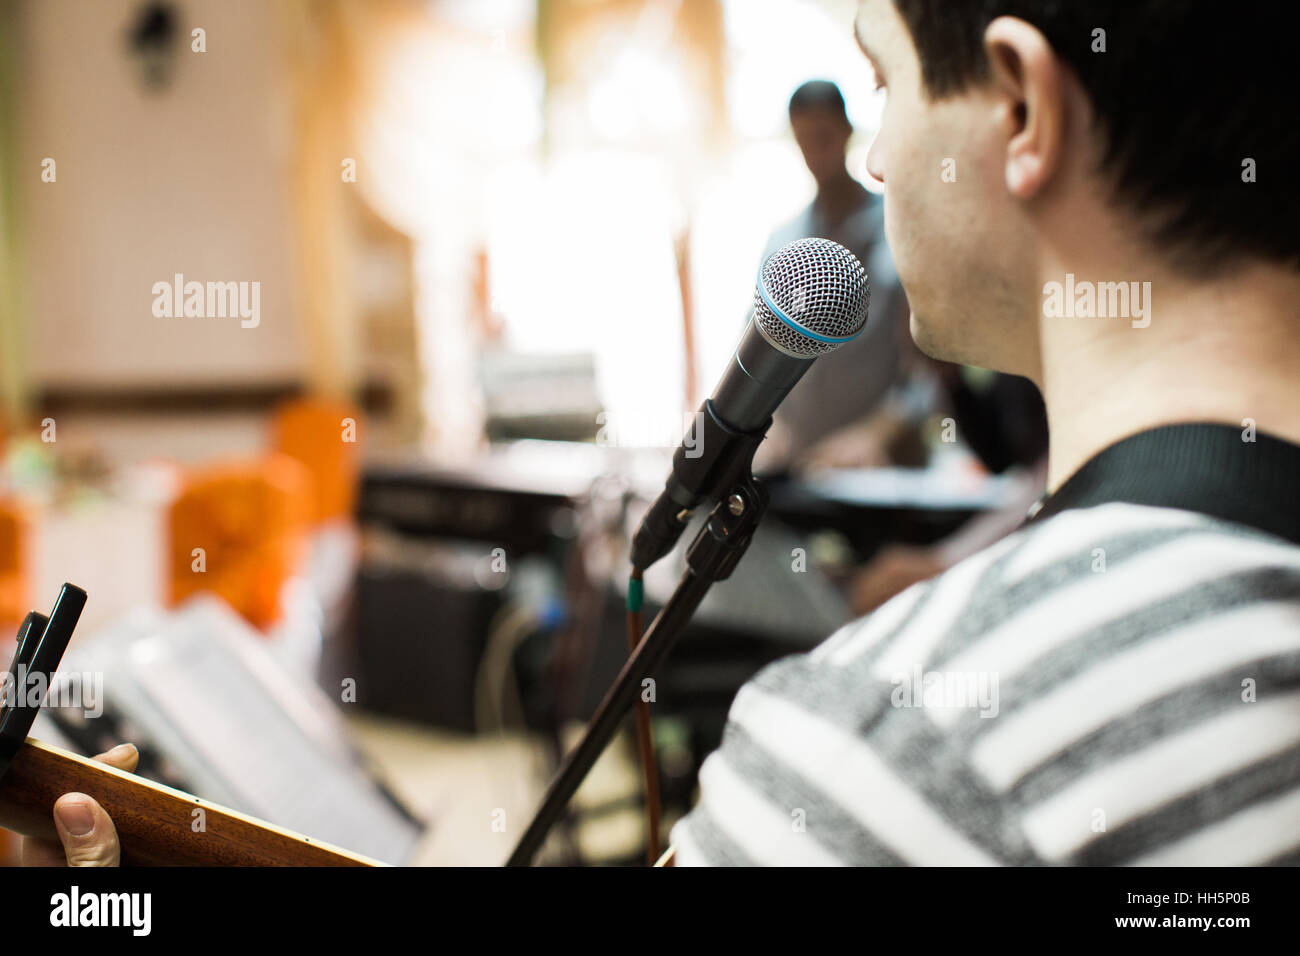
xmin=801 ymin=408 xmax=928 ymax=473
xmin=802 ymin=420 xmax=893 ymax=471
xmin=849 ymin=544 xmax=945 ymax=616
xmin=21 ymin=743 xmax=138 ymax=867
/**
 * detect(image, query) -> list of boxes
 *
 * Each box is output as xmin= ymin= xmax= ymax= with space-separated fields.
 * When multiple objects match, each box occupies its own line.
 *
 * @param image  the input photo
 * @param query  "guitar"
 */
xmin=1 ymin=583 xmax=378 ymax=866
xmin=0 ymin=737 xmax=379 ymax=866
xmin=3 ymin=585 xmax=668 ymax=868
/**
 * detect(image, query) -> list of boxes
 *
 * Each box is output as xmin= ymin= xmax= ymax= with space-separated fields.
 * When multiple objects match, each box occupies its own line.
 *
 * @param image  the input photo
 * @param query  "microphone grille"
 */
xmin=752 ymin=237 xmax=870 ymax=357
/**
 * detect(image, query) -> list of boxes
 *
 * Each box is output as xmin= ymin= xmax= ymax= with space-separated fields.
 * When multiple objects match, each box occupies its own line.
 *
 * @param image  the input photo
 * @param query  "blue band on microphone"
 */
xmin=757 ymin=273 xmax=863 ymax=344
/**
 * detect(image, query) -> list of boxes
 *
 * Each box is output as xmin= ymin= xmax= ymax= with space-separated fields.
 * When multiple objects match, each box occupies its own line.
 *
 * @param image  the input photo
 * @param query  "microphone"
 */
xmin=508 ymin=240 xmax=869 ymax=865
xmin=630 ymin=237 xmax=871 ymax=572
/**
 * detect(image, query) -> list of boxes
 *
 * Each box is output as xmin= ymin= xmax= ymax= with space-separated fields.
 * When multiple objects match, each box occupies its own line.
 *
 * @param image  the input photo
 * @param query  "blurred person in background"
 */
xmin=757 ymin=79 xmax=925 ymax=471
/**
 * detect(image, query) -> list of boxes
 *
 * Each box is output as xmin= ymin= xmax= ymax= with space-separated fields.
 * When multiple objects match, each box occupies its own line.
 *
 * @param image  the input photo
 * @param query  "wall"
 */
xmin=16 ymin=0 xmax=304 ymax=391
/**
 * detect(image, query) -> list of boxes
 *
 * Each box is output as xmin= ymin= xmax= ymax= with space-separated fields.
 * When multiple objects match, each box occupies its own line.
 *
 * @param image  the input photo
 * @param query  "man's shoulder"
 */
xmin=812 ymin=501 xmax=1300 ymax=672
xmin=671 ymin=502 xmax=1300 ymax=865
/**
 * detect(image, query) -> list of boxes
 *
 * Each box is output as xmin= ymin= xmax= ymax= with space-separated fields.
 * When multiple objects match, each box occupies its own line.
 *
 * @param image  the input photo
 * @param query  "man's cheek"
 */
xmin=882 ymin=195 xmax=902 ymax=260
xmin=882 ymin=174 xmax=921 ymax=265
xmin=889 ymin=193 xmax=939 ymax=313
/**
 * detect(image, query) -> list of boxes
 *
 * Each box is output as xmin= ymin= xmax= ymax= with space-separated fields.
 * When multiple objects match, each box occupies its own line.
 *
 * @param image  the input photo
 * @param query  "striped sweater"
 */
xmin=671 ymin=426 xmax=1300 ymax=866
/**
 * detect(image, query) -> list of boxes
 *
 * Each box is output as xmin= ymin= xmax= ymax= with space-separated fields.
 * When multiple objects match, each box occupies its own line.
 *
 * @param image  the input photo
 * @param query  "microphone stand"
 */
xmin=506 ymin=472 xmax=769 ymax=866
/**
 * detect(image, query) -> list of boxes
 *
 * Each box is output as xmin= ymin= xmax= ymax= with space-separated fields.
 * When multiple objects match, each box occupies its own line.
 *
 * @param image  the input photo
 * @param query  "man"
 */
xmin=670 ymin=0 xmax=1300 ymax=865
xmin=757 ymin=80 xmax=915 ymax=466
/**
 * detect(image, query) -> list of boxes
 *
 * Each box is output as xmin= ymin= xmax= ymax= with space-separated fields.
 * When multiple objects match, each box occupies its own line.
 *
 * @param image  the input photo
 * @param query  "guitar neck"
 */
xmin=0 ymin=737 xmax=380 ymax=866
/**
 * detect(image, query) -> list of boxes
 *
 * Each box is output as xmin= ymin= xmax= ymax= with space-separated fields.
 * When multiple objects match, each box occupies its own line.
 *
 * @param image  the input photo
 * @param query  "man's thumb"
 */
xmin=53 ymin=794 xmax=121 ymax=867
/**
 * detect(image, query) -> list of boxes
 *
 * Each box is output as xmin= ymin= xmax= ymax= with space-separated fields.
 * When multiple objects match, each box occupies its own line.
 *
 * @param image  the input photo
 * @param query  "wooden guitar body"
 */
xmin=0 ymin=737 xmax=379 ymax=866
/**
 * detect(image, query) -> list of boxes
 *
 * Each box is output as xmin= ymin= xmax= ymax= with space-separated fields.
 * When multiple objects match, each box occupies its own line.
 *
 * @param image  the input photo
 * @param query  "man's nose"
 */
xmin=865 ymin=136 xmax=885 ymax=183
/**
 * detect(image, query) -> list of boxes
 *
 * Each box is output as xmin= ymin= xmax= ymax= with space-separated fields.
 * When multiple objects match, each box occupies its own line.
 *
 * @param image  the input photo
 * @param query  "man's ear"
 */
xmin=984 ymin=16 xmax=1066 ymax=199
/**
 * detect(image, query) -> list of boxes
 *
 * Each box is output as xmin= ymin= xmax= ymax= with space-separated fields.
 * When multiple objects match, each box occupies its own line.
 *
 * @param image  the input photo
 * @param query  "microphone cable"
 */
xmin=626 ymin=568 xmax=662 ymax=864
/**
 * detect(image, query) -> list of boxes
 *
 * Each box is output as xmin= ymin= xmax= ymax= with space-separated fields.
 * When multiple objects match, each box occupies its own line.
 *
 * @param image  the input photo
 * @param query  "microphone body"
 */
xmin=709 ymin=318 xmax=816 ymax=433
xmin=630 ymin=237 xmax=870 ymax=571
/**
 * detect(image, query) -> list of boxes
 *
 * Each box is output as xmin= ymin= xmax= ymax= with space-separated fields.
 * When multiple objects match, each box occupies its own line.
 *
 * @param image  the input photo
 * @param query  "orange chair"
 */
xmin=167 ymin=455 xmax=311 ymax=631
xmin=0 ymin=497 xmax=28 ymax=633
xmin=0 ymin=487 xmax=29 ymax=864
xmin=270 ymin=398 xmax=363 ymax=526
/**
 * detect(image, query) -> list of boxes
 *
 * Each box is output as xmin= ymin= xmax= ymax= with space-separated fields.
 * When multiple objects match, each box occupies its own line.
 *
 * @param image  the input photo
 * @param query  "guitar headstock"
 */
xmin=0 ymin=584 xmax=87 ymax=785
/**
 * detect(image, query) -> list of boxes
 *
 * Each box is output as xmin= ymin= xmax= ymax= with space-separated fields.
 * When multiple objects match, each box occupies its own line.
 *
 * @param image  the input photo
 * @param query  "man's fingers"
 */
xmin=53 ymin=793 xmax=121 ymax=866
xmin=21 ymin=743 xmax=138 ymax=867
xmin=93 ymin=742 xmax=140 ymax=773
xmin=19 ymin=742 xmax=139 ymax=867
xmin=51 ymin=743 xmax=139 ymax=866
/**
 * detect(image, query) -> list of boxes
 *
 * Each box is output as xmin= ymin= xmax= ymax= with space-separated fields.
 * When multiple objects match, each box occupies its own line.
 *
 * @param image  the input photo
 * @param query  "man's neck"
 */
xmin=1037 ymin=258 xmax=1300 ymax=493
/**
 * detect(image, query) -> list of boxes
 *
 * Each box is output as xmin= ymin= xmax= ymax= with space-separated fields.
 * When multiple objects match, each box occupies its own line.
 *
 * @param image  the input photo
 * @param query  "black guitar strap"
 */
xmin=1026 ymin=422 xmax=1300 ymax=547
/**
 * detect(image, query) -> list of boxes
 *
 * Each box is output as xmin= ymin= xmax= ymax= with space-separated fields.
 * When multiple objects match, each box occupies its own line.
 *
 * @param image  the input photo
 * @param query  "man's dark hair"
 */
xmin=891 ymin=1 xmax=1299 ymax=274
xmin=788 ymin=79 xmax=850 ymax=126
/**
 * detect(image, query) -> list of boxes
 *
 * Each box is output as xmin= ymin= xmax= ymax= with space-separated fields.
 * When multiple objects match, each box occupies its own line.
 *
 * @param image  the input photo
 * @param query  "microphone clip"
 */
xmin=684 ymin=472 xmax=769 ymax=585
xmin=629 ymin=399 xmax=768 ymax=572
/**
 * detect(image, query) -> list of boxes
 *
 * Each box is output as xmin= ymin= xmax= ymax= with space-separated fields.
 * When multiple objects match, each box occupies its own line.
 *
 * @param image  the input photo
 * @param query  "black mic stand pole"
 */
xmin=507 ymin=472 xmax=769 ymax=866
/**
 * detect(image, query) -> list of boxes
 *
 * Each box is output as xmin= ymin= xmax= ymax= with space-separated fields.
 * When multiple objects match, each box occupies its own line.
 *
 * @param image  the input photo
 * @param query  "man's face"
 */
xmin=791 ymin=109 xmax=852 ymax=188
xmin=856 ymin=0 xmax=1040 ymax=378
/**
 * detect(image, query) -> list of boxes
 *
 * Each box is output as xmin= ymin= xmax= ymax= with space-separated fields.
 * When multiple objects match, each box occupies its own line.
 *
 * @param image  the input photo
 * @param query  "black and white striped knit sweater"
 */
xmin=671 ymin=424 xmax=1300 ymax=865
